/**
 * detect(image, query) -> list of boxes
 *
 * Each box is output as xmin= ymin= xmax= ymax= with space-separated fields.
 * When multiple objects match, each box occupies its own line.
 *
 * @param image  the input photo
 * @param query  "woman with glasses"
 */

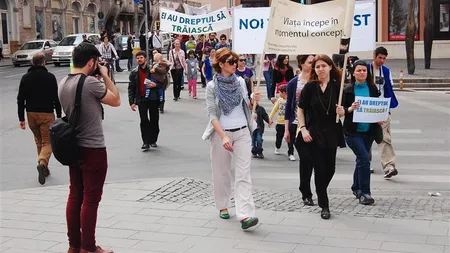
xmin=271 ymin=55 xmax=294 ymax=103
xmin=168 ymin=39 xmax=186 ymax=101
xmin=202 ymin=47 xmax=261 ymax=230
xmin=235 ymin=55 xmax=254 ymax=99
xmin=343 ymin=60 xmax=382 ymax=206
xmin=297 ymin=55 xmax=346 ymax=220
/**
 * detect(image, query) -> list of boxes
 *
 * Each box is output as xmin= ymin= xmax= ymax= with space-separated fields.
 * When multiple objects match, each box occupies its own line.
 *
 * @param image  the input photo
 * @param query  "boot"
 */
xmin=67 ymin=247 xmax=80 ymax=253
xmin=80 ymin=246 xmax=113 ymax=253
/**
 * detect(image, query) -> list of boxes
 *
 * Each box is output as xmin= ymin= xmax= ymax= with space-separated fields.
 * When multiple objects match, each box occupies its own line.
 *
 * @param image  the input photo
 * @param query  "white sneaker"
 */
xmin=274 ymin=148 xmax=281 ymax=155
xmin=289 ymin=155 xmax=296 ymax=161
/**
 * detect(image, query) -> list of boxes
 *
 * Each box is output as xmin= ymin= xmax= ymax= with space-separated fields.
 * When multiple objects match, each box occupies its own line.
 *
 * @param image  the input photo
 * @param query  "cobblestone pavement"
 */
xmin=140 ymin=178 xmax=450 ymax=222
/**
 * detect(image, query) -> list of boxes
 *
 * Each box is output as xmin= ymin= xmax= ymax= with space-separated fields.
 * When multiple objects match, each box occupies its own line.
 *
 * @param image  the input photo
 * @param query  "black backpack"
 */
xmin=49 ymin=74 xmax=86 ymax=166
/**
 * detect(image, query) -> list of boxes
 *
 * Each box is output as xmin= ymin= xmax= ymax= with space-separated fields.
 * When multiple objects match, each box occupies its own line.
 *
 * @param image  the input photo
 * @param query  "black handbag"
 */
xmin=49 ymin=74 xmax=86 ymax=166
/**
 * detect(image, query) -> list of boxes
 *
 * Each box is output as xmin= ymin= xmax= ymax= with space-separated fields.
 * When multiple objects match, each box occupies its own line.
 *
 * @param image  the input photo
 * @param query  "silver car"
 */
xmin=52 ymin=33 xmax=100 ymax=66
xmin=11 ymin=40 xmax=57 ymax=67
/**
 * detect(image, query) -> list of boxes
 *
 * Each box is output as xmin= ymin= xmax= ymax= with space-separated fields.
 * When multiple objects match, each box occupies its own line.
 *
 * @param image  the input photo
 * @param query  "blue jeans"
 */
xmin=251 ymin=130 xmax=263 ymax=155
xmin=345 ymin=133 xmax=374 ymax=195
xmin=263 ymin=70 xmax=273 ymax=99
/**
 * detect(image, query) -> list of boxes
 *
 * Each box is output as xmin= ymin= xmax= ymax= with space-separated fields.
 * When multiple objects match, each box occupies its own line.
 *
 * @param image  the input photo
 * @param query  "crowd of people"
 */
xmin=16 ymin=26 xmax=400 ymax=251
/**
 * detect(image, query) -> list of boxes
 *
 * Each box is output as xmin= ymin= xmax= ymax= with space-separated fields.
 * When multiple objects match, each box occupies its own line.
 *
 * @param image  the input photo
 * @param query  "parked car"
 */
xmin=52 ymin=33 xmax=100 ymax=66
xmin=11 ymin=40 xmax=58 ymax=67
xmin=146 ymin=31 xmax=172 ymax=54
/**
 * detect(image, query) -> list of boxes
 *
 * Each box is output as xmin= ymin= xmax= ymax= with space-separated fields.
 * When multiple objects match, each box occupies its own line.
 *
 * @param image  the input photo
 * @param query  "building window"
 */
xmin=388 ymin=0 xmax=419 ymax=41
xmin=23 ymin=0 xmax=31 ymax=27
xmin=434 ymin=0 xmax=450 ymax=39
xmin=36 ymin=11 xmax=43 ymax=39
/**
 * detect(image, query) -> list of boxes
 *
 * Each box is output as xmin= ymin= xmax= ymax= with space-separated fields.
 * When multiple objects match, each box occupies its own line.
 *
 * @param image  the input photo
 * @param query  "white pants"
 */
xmin=210 ymin=129 xmax=256 ymax=221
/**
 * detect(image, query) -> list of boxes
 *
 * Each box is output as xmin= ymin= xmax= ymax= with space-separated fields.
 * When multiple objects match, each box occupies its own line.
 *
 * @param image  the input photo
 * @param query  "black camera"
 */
xmin=91 ymin=62 xmax=105 ymax=76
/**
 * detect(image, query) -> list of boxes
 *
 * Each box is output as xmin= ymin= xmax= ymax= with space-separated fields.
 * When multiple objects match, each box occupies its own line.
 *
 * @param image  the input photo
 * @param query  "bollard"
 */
xmin=399 ymin=69 xmax=404 ymax=89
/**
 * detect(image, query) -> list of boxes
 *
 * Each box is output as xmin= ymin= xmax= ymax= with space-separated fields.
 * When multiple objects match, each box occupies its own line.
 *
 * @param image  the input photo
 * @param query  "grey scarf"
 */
xmin=215 ymin=73 xmax=243 ymax=116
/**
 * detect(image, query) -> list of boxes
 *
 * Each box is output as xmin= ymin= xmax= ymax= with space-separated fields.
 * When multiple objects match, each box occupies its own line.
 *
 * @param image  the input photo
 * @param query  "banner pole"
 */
xmin=250 ymin=53 xmax=266 ymax=128
xmin=336 ymin=53 xmax=348 ymax=123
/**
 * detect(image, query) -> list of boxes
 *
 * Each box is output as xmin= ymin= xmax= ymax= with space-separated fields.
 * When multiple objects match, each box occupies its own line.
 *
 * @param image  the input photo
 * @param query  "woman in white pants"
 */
xmin=202 ymin=47 xmax=261 ymax=230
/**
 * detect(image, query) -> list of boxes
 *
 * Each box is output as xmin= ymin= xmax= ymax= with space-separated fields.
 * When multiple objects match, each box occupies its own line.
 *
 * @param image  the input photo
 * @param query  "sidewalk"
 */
xmin=1 ymin=177 xmax=448 ymax=253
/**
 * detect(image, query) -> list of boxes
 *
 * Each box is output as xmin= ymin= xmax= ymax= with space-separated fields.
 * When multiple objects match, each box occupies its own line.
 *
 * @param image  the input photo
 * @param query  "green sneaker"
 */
xmin=240 ymin=217 xmax=259 ymax=229
xmin=219 ymin=209 xmax=230 ymax=219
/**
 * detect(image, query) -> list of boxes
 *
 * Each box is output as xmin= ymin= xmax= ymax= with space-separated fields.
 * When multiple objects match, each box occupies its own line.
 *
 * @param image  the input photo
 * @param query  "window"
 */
xmin=50 ymin=41 xmax=57 ymax=47
xmin=73 ymin=18 xmax=79 ymax=33
xmin=434 ymin=1 xmax=450 ymax=39
xmin=23 ymin=0 xmax=31 ymax=27
xmin=388 ymin=0 xmax=419 ymax=41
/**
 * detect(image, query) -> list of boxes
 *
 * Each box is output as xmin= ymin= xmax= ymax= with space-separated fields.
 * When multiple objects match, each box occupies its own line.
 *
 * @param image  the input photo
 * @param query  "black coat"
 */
xmin=255 ymin=105 xmax=270 ymax=134
xmin=271 ymin=66 xmax=294 ymax=97
xmin=343 ymin=83 xmax=383 ymax=143
xmin=128 ymin=65 xmax=161 ymax=105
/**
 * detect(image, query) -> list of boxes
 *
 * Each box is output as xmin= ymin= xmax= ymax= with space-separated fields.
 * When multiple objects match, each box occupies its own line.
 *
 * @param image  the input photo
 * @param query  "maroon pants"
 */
xmin=66 ymin=147 xmax=108 ymax=252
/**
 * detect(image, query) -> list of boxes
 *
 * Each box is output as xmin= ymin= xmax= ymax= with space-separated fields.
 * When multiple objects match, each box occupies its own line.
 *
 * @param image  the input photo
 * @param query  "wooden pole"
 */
xmin=250 ymin=53 xmax=265 ymax=128
xmin=336 ymin=53 xmax=348 ymax=123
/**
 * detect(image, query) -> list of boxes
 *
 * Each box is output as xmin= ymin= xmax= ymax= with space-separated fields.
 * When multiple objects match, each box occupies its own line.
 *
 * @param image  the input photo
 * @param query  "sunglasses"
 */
xmin=239 ymin=59 xmax=246 ymax=62
xmin=225 ymin=58 xmax=237 ymax=65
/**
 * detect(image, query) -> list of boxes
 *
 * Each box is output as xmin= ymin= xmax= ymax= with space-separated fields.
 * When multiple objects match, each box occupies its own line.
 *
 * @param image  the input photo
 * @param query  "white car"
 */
xmin=52 ymin=33 xmax=100 ymax=66
xmin=11 ymin=40 xmax=57 ymax=67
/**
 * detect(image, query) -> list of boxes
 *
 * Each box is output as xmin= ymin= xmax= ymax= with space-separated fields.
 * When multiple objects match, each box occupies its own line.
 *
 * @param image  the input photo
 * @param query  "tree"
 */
xmin=424 ymin=0 xmax=434 ymax=69
xmin=405 ymin=0 xmax=416 ymax=75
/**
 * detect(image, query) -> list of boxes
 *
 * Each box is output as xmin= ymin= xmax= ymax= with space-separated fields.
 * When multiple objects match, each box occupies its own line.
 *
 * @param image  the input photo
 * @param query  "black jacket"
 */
xmin=128 ymin=65 xmax=161 ymax=105
xmin=343 ymin=83 xmax=383 ymax=141
xmin=271 ymin=66 xmax=294 ymax=97
xmin=255 ymin=105 xmax=270 ymax=134
xmin=17 ymin=66 xmax=61 ymax=121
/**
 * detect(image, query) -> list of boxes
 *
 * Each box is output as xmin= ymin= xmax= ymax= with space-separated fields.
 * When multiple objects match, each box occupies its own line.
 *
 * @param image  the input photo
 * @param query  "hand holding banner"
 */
xmin=353 ymin=96 xmax=391 ymax=123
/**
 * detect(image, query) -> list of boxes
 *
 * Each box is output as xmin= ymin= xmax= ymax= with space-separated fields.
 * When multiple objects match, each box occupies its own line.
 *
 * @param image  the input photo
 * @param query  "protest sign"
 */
xmin=233 ymin=1 xmax=374 ymax=54
xmin=159 ymin=7 xmax=232 ymax=35
xmin=353 ymin=96 xmax=391 ymax=123
xmin=263 ymin=0 xmax=353 ymax=55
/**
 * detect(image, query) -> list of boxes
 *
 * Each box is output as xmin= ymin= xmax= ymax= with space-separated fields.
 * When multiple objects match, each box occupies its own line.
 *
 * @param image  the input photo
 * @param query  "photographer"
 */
xmin=58 ymin=42 xmax=120 ymax=253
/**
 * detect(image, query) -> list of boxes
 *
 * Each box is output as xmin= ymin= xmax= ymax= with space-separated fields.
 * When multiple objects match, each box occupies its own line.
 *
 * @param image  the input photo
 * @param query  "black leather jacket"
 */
xmin=128 ymin=65 xmax=160 ymax=105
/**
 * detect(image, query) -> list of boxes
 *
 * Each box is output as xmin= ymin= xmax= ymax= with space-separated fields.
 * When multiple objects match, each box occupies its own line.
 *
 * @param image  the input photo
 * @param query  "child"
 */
xmin=186 ymin=50 xmax=199 ymax=99
xmin=252 ymin=104 xmax=273 ymax=159
xmin=149 ymin=53 xmax=170 ymax=102
xmin=202 ymin=47 xmax=214 ymax=83
xmin=269 ymin=85 xmax=294 ymax=160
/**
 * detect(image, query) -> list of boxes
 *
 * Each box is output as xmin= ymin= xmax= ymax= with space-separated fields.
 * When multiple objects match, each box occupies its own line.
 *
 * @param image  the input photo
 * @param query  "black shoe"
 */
xmin=181 ymin=86 xmax=184 ymax=90
xmin=359 ymin=194 xmax=375 ymax=205
xmin=141 ymin=143 xmax=150 ymax=150
xmin=352 ymin=189 xmax=361 ymax=199
xmin=150 ymin=143 xmax=158 ymax=148
xmin=321 ymin=208 xmax=331 ymax=220
xmin=257 ymin=153 xmax=264 ymax=159
xmin=117 ymin=69 xmax=124 ymax=72
xmin=173 ymin=97 xmax=178 ymax=101
xmin=384 ymin=168 xmax=398 ymax=179
xmin=252 ymin=153 xmax=257 ymax=158
xmin=37 ymin=164 xmax=46 ymax=185
xmin=303 ymin=197 xmax=314 ymax=206
xmin=160 ymin=109 xmax=164 ymax=114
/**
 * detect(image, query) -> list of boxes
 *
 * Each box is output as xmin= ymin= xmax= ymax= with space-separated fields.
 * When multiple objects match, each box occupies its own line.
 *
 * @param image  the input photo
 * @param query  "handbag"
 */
xmin=49 ymin=74 xmax=86 ymax=166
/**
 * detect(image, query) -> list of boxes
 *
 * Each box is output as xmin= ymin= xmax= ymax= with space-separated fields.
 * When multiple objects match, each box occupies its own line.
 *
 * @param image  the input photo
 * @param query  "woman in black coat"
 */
xmin=271 ymin=54 xmax=294 ymax=103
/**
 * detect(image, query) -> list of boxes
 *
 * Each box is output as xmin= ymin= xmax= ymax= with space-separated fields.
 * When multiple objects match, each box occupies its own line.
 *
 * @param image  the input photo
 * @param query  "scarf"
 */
xmin=215 ymin=73 xmax=243 ymax=116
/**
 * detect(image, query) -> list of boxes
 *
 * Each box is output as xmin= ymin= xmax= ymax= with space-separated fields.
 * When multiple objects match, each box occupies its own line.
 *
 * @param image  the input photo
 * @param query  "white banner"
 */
xmin=183 ymin=4 xmax=211 ymax=16
xmin=233 ymin=1 xmax=375 ymax=54
xmin=263 ymin=0 xmax=353 ymax=55
xmin=159 ymin=7 xmax=232 ymax=35
xmin=353 ymin=96 xmax=391 ymax=123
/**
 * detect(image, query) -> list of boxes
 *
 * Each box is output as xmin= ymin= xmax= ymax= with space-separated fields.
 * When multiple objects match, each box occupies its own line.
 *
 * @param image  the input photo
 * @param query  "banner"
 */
xmin=263 ymin=0 xmax=353 ymax=55
xmin=233 ymin=1 xmax=375 ymax=54
xmin=159 ymin=7 xmax=232 ymax=35
xmin=353 ymin=96 xmax=391 ymax=123
xmin=183 ymin=4 xmax=211 ymax=16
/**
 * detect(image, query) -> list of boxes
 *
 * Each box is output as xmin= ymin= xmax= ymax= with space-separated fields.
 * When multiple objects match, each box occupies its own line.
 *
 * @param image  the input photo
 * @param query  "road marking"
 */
xmin=262 ymin=135 xmax=444 ymax=144
xmin=397 ymin=94 xmax=450 ymax=115
xmin=391 ymin=129 xmax=422 ymax=134
xmin=4 ymin=73 xmax=27 ymax=78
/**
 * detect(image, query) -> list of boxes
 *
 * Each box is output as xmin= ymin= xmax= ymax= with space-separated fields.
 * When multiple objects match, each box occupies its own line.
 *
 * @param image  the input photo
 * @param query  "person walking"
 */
xmin=368 ymin=47 xmax=399 ymax=178
xmin=263 ymin=54 xmax=276 ymax=100
xmin=185 ymin=35 xmax=197 ymax=52
xmin=186 ymin=50 xmax=199 ymax=99
xmin=235 ymin=54 xmax=254 ymax=99
xmin=195 ymin=35 xmax=211 ymax=88
xmin=59 ymin=42 xmax=120 ymax=253
xmin=285 ymin=54 xmax=315 ymax=205
xmin=215 ymin=34 xmax=230 ymax=50
xmin=271 ymin=55 xmax=294 ymax=103
xmin=269 ymin=85 xmax=291 ymax=159
xmin=202 ymin=47 xmax=260 ymax=230
xmin=343 ymin=60 xmax=383 ymax=206
xmin=152 ymin=29 xmax=164 ymax=54
xmin=168 ymin=39 xmax=186 ymax=101
xmin=17 ymin=53 xmax=61 ymax=185
xmin=202 ymin=47 xmax=214 ymax=84
xmin=297 ymin=54 xmax=346 ymax=220
xmin=113 ymin=28 xmax=124 ymax=72
xmin=126 ymin=36 xmax=134 ymax=71
xmin=128 ymin=51 xmax=162 ymax=149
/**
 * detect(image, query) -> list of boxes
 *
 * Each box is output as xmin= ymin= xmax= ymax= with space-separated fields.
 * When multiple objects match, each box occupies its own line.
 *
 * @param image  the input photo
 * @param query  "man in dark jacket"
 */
xmin=252 ymin=104 xmax=272 ymax=159
xmin=17 ymin=53 xmax=61 ymax=185
xmin=128 ymin=51 xmax=161 ymax=150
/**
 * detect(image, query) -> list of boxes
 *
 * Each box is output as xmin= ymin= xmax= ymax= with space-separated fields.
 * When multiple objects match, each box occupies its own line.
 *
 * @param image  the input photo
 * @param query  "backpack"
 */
xmin=49 ymin=74 xmax=86 ymax=166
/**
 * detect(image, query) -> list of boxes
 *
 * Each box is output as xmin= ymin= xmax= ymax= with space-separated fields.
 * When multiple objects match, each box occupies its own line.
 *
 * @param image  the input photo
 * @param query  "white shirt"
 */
xmin=152 ymin=34 xmax=163 ymax=49
xmin=219 ymin=99 xmax=247 ymax=130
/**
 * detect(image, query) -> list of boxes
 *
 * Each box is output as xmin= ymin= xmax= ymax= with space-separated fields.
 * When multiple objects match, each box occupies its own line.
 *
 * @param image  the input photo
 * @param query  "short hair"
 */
xmin=220 ymin=34 xmax=227 ymax=40
xmin=32 ymin=53 xmax=46 ymax=66
xmin=212 ymin=47 xmax=239 ymax=73
xmin=375 ymin=46 xmax=388 ymax=57
xmin=188 ymin=50 xmax=195 ymax=57
xmin=101 ymin=36 xmax=108 ymax=42
xmin=153 ymin=53 xmax=162 ymax=61
xmin=72 ymin=43 xmax=101 ymax=68
xmin=279 ymin=84 xmax=287 ymax=93
xmin=136 ymin=50 xmax=146 ymax=58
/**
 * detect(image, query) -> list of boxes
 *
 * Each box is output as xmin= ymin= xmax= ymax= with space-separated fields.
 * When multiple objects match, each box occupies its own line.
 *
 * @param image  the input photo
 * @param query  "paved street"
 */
xmin=1 ymin=62 xmax=449 ymax=252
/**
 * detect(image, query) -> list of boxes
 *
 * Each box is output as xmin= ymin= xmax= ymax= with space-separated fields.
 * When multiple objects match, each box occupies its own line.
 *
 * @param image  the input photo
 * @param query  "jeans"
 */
xmin=345 ymin=133 xmax=374 ymax=195
xmin=138 ymin=100 xmax=160 ymax=144
xmin=127 ymin=56 xmax=133 ymax=71
xmin=263 ymin=70 xmax=273 ymax=99
xmin=27 ymin=112 xmax=55 ymax=167
xmin=171 ymin=68 xmax=183 ymax=99
xmin=251 ymin=130 xmax=263 ymax=155
xmin=66 ymin=147 xmax=108 ymax=252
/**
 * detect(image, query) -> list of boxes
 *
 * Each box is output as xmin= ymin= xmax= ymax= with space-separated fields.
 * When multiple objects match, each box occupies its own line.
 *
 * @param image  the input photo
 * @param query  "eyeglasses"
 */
xmin=221 ymin=38 xmax=226 ymax=41
xmin=239 ymin=59 xmax=246 ymax=62
xmin=225 ymin=59 xmax=237 ymax=65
